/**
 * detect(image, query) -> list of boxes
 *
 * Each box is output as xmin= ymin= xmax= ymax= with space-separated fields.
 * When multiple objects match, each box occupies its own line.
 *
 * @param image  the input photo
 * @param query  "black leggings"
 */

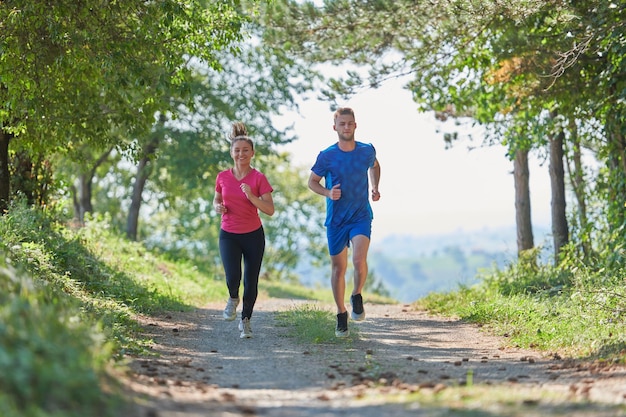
xmin=219 ymin=227 xmax=265 ymax=320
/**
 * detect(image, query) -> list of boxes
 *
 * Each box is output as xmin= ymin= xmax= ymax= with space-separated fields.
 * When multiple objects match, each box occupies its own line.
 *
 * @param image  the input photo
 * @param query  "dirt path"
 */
xmin=120 ymin=298 xmax=626 ymax=416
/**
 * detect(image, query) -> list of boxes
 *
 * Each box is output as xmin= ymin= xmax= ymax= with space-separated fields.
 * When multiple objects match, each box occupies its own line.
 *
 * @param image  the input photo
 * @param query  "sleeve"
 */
xmin=258 ymin=173 xmax=274 ymax=195
xmin=215 ymin=172 xmax=223 ymax=193
xmin=311 ymin=152 xmax=327 ymax=177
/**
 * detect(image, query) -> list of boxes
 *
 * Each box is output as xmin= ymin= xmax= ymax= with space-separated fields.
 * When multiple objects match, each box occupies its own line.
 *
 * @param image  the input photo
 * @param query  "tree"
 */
xmin=258 ymin=0 xmax=626 ymax=263
xmin=548 ymin=119 xmax=568 ymax=261
xmin=70 ymin=147 xmax=115 ymax=226
xmin=66 ymin=8 xmax=328 ymax=277
xmin=126 ymin=117 xmax=164 ymax=240
xmin=0 ymin=0 xmax=248 ymax=211
xmin=119 ymin=19 xmax=321 ymax=239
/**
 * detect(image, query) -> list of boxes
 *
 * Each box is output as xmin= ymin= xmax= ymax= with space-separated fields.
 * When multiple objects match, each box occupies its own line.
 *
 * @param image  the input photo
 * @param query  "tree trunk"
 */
xmin=514 ymin=148 xmax=534 ymax=255
xmin=607 ymin=122 xmax=626 ymax=232
xmin=72 ymin=148 xmax=113 ymax=225
xmin=565 ymin=120 xmax=590 ymax=259
xmin=0 ymin=131 xmax=11 ymax=213
xmin=72 ymin=174 xmax=93 ymax=226
xmin=126 ymin=137 xmax=160 ymax=241
xmin=549 ymin=129 xmax=569 ymax=263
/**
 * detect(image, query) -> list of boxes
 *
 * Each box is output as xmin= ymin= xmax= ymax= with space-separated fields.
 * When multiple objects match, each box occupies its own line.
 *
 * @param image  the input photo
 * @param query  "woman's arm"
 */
xmin=240 ymin=184 xmax=275 ymax=216
xmin=213 ymin=191 xmax=227 ymax=214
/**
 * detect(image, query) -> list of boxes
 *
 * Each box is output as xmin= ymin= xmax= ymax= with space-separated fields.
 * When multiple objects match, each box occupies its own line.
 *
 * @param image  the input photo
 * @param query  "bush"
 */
xmin=476 ymin=248 xmax=571 ymax=296
xmin=0 ymin=264 xmax=119 ymax=417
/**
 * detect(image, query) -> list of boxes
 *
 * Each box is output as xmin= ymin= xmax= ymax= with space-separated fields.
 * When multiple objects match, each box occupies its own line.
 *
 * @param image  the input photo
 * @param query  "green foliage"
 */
xmin=0 ymin=0 xmax=247 ymax=142
xmin=8 ymin=152 xmax=56 ymax=207
xmin=0 ymin=202 xmax=240 ymax=415
xmin=123 ymin=155 xmax=328 ymax=286
xmin=0 ymin=0 xmax=253 ymax=215
xmin=0 ymin=260 xmax=118 ymax=417
xmin=260 ymin=0 xmax=626 ymax=256
xmin=483 ymin=247 xmax=572 ymax=296
xmin=419 ymin=252 xmax=626 ymax=361
xmin=262 ymin=160 xmax=327 ymax=282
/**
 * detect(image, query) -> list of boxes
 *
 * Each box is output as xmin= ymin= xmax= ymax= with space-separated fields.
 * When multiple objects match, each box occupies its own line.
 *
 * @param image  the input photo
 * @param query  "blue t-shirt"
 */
xmin=311 ymin=141 xmax=376 ymax=228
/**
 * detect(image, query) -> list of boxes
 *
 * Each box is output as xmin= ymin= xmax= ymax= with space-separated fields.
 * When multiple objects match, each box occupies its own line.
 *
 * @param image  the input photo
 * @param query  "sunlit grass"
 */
xmin=418 ymin=270 xmax=626 ymax=361
xmin=274 ymin=303 xmax=360 ymax=344
xmin=0 ymin=205 xmax=230 ymax=417
xmin=261 ymin=280 xmax=336 ymax=302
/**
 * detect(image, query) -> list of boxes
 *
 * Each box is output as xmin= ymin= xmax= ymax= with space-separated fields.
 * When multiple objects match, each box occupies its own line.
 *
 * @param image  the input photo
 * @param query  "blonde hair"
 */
xmin=229 ymin=121 xmax=254 ymax=150
xmin=333 ymin=107 xmax=355 ymax=122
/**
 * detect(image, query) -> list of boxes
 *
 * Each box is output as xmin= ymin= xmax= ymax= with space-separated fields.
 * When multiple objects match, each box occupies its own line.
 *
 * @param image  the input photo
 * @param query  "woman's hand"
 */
xmin=240 ymin=183 xmax=252 ymax=199
xmin=215 ymin=202 xmax=227 ymax=214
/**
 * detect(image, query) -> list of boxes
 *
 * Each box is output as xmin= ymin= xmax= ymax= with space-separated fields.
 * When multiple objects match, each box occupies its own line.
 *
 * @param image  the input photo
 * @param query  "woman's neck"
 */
xmin=233 ymin=165 xmax=251 ymax=180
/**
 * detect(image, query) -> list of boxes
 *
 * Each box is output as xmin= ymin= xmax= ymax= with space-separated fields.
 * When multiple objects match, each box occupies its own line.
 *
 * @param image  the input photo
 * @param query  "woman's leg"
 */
xmin=240 ymin=227 xmax=265 ymax=320
xmin=219 ymin=229 xmax=243 ymax=299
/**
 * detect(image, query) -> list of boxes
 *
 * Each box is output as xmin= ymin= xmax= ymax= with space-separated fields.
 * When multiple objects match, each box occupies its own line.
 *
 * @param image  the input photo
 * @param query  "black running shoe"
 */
xmin=351 ymin=293 xmax=365 ymax=321
xmin=335 ymin=311 xmax=349 ymax=337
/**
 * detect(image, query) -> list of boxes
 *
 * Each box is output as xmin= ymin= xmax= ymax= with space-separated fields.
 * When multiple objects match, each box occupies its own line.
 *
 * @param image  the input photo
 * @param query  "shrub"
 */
xmin=0 ymin=262 xmax=119 ymax=417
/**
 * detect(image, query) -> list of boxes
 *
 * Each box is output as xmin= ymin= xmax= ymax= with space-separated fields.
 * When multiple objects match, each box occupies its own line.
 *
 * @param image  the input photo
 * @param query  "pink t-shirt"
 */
xmin=215 ymin=168 xmax=274 ymax=234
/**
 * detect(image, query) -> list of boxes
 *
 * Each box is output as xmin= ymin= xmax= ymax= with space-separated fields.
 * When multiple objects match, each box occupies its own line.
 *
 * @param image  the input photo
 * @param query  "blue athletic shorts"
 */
xmin=326 ymin=220 xmax=372 ymax=256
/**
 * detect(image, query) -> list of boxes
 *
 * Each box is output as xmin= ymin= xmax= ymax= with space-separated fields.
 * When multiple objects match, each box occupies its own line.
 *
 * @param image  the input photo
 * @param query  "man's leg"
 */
xmin=350 ymin=234 xmax=370 ymax=321
xmin=351 ymin=234 xmax=370 ymax=296
xmin=330 ymin=247 xmax=348 ymax=313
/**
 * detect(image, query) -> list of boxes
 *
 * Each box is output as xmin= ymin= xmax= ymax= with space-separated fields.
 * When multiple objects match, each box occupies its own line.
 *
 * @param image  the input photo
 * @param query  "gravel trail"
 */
xmin=120 ymin=297 xmax=626 ymax=416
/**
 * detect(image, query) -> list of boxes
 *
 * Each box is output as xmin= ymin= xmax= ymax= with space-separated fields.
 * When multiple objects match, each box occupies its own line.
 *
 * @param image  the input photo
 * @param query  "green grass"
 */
xmin=262 ymin=279 xmax=395 ymax=305
xmin=0 ymin=204 xmax=231 ymax=417
xmin=274 ymin=303 xmax=361 ymax=344
xmin=418 ymin=259 xmax=626 ymax=361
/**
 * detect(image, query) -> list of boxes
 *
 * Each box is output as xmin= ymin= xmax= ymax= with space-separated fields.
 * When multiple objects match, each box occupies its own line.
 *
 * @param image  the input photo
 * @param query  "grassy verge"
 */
xmin=264 ymin=261 xmax=397 ymax=344
xmin=0 ymin=204 xmax=230 ymax=417
xmin=417 ymin=252 xmax=626 ymax=362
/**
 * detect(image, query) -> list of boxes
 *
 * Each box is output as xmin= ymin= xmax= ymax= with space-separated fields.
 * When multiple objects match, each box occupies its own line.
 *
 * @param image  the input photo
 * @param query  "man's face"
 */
xmin=333 ymin=114 xmax=356 ymax=141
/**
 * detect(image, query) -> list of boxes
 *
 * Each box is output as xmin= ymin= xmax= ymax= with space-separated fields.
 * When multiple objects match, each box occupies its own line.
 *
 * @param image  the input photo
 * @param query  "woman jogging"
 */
xmin=213 ymin=122 xmax=275 ymax=339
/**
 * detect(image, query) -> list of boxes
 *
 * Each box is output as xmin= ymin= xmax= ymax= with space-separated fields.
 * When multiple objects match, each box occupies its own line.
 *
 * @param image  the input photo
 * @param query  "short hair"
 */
xmin=229 ymin=121 xmax=254 ymax=150
xmin=333 ymin=107 xmax=355 ymax=122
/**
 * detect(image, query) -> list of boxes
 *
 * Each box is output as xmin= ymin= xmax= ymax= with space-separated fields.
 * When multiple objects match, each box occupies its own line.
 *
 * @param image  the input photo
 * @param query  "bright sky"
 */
xmin=275 ymin=77 xmax=552 ymax=239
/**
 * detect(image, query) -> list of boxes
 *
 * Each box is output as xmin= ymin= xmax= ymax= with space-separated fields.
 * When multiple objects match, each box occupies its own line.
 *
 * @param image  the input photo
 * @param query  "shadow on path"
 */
xmin=121 ymin=299 xmax=626 ymax=417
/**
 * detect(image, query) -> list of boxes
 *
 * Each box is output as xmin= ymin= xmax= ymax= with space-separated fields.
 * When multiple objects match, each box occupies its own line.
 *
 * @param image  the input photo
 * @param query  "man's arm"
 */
xmin=309 ymin=172 xmax=342 ymax=200
xmin=369 ymin=159 xmax=381 ymax=201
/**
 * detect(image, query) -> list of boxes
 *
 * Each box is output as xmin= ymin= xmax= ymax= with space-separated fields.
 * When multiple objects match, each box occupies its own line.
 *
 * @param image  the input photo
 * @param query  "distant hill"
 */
xmin=296 ymin=225 xmax=552 ymax=303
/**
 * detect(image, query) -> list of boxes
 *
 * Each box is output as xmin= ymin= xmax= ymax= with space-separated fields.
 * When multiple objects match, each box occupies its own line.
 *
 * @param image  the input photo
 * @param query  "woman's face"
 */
xmin=231 ymin=139 xmax=254 ymax=164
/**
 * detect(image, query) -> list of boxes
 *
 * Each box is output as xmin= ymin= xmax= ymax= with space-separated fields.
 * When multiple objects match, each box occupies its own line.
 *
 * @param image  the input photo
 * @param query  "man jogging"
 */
xmin=308 ymin=107 xmax=381 ymax=337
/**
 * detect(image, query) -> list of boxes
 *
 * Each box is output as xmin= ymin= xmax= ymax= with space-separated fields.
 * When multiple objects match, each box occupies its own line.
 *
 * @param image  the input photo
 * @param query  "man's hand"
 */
xmin=371 ymin=189 xmax=380 ymax=201
xmin=328 ymin=184 xmax=341 ymax=200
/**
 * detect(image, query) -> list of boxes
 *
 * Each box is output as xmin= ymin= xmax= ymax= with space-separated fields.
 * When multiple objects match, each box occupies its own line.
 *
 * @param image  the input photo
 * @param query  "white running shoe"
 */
xmin=223 ymin=298 xmax=239 ymax=321
xmin=240 ymin=318 xmax=252 ymax=339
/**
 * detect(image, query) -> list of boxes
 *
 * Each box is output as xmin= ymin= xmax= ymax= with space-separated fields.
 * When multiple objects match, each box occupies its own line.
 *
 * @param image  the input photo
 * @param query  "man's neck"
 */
xmin=337 ymin=138 xmax=356 ymax=151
